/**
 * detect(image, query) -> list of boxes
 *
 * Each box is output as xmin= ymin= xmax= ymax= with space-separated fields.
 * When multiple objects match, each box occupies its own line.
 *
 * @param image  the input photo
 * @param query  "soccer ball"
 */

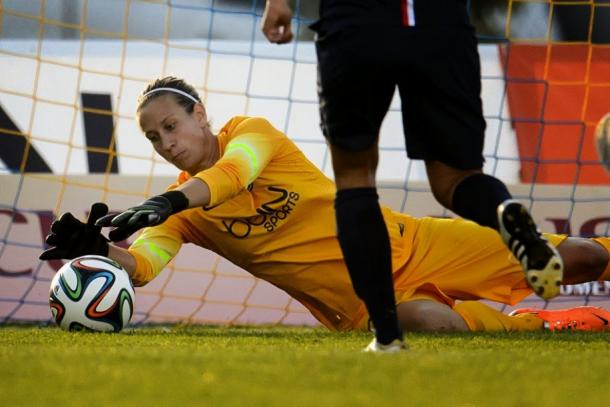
xmin=594 ymin=112 xmax=610 ymax=173
xmin=49 ymin=255 xmax=135 ymax=332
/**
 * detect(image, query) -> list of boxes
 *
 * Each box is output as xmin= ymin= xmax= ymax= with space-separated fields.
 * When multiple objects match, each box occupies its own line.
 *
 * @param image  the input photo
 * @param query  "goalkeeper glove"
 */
xmin=95 ymin=191 xmax=189 ymax=242
xmin=39 ymin=202 xmax=110 ymax=261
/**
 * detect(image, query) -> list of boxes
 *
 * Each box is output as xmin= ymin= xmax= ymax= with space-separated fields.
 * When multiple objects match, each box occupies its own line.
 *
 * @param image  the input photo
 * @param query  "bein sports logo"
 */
xmin=221 ymin=186 xmax=300 ymax=239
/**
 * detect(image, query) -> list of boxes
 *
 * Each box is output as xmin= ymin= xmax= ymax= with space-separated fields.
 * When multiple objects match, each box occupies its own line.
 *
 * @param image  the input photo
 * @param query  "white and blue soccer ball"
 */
xmin=49 ymin=255 xmax=135 ymax=332
xmin=595 ymin=112 xmax=610 ymax=173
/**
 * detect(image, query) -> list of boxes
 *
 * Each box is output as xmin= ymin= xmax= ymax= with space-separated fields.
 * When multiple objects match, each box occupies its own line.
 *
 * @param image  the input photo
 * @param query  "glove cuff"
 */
xmin=161 ymin=190 xmax=189 ymax=213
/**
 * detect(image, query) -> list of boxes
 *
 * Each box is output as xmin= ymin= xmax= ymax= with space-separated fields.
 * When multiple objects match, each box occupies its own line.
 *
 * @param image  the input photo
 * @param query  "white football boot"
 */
xmin=363 ymin=338 xmax=408 ymax=353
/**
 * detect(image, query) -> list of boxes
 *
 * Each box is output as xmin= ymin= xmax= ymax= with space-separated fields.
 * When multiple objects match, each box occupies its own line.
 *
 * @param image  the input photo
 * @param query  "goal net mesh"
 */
xmin=1 ymin=0 xmax=610 ymax=325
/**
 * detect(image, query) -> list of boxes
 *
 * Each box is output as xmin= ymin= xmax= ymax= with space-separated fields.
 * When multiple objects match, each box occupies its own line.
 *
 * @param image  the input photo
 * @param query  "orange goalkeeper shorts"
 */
xmin=350 ymin=216 xmax=567 ymax=331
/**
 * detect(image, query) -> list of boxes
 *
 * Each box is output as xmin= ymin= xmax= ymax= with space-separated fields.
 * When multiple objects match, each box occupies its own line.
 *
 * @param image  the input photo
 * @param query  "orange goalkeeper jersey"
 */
xmin=128 ymin=116 xmax=416 ymax=329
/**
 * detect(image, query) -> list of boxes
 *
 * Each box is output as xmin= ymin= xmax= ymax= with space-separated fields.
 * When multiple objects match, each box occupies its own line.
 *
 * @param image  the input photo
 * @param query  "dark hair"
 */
xmin=137 ymin=76 xmax=201 ymax=113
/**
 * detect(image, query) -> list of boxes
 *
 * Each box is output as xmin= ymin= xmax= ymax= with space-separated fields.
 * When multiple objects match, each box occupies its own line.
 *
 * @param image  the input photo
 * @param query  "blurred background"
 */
xmin=3 ymin=0 xmax=610 ymax=43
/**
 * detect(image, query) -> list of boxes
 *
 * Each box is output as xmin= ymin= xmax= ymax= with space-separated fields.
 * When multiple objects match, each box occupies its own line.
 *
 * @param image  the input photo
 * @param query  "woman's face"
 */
xmin=137 ymin=94 xmax=217 ymax=175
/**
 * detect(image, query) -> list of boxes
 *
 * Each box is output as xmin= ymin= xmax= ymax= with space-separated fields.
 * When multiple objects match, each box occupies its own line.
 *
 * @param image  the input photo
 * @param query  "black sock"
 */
xmin=452 ymin=173 xmax=512 ymax=230
xmin=335 ymin=187 xmax=402 ymax=344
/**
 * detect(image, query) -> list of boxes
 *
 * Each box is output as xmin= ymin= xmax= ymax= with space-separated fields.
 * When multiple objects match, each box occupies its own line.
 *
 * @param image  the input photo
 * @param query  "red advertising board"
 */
xmin=501 ymin=43 xmax=610 ymax=184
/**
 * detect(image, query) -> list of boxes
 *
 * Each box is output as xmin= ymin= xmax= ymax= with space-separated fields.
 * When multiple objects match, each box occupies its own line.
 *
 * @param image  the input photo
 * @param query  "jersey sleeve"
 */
xmin=193 ymin=118 xmax=281 ymax=207
xmin=127 ymin=215 xmax=184 ymax=286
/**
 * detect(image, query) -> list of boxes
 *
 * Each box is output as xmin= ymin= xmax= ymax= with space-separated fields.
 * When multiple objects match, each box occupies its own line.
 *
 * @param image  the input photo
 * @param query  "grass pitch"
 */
xmin=2 ymin=326 xmax=610 ymax=406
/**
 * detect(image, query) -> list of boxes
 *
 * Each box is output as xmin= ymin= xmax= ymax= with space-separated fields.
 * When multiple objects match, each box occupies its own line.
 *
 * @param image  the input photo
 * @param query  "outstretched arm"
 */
xmin=107 ymin=244 xmax=137 ymax=278
xmin=174 ymin=177 xmax=211 ymax=207
xmin=261 ymin=0 xmax=294 ymax=44
xmin=39 ymin=202 xmax=182 ymax=286
xmin=95 ymin=178 xmax=210 ymax=242
xmin=98 ymin=119 xmax=283 ymax=242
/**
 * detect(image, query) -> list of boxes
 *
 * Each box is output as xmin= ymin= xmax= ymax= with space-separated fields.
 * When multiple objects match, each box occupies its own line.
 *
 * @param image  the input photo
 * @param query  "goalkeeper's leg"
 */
xmin=549 ymin=235 xmax=609 ymax=284
xmin=582 ymin=237 xmax=610 ymax=282
xmin=397 ymin=236 xmax=610 ymax=333
xmin=400 ymin=299 xmax=610 ymax=332
xmin=397 ymin=299 xmax=470 ymax=332
xmin=398 ymin=300 xmax=544 ymax=332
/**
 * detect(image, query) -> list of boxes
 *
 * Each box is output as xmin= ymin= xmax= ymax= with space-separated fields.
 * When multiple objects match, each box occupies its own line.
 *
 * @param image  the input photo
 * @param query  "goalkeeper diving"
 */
xmin=40 ymin=77 xmax=610 ymax=347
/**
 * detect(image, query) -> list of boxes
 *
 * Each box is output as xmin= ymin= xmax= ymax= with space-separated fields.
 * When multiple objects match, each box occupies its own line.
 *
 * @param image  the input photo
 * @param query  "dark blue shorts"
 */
xmin=313 ymin=25 xmax=486 ymax=170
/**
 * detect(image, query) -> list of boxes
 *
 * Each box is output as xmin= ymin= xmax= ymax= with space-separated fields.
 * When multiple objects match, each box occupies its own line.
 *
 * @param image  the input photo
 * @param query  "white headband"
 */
xmin=143 ymin=87 xmax=200 ymax=104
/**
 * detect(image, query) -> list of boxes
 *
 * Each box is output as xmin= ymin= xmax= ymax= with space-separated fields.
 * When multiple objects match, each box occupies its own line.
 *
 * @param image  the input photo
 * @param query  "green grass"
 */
xmin=2 ymin=326 xmax=610 ymax=406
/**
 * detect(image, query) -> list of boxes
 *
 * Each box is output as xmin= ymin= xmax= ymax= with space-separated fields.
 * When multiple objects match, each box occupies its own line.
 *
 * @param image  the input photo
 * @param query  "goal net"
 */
xmin=1 ymin=0 xmax=610 ymax=325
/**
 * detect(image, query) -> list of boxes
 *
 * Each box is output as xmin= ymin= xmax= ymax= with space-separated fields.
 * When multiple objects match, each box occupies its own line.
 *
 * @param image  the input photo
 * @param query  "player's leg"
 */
xmin=398 ymin=25 xmax=562 ymax=300
xmin=391 ymin=220 xmax=610 ymax=332
xmin=397 ymin=300 xmax=469 ymax=332
xmin=395 ymin=215 xmax=608 ymax=301
xmin=427 ymin=162 xmax=563 ymax=300
xmin=315 ymin=27 xmax=403 ymax=349
xmin=454 ymin=302 xmax=545 ymax=331
xmin=458 ymin=300 xmax=610 ymax=333
xmin=393 ymin=215 xmax=539 ymax=307
xmin=399 ymin=298 xmax=610 ymax=332
xmin=558 ymin=237 xmax=608 ymax=283
xmin=511 ymin=235 xmax=610 ymax=331
xmin=509 ymin=306 xmax=610 ymax=331
xmin=425 ymin=162 xmax=506 ymax=230
xmin=331 ymin=143 xmax=404 ymax=347
xmin=590 ymin=236 xmax=610 ymax=281
xmin=396 ymin=299 xmax=543 ymax=332
xmin=511 ymin=236 xmax=610 ymax=333
xmin=396 ymin=27 xmax=507 ymax=232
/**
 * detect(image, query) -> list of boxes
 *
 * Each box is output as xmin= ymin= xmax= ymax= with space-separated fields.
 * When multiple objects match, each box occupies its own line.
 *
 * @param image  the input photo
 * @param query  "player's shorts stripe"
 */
xmin=401 ymin=0 xmax=416 ymax=27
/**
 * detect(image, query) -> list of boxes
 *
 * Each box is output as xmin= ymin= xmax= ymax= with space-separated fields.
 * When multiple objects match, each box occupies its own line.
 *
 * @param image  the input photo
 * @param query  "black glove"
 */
xmin=39 ymin=202 xmax=110 ymax=261
xmin=95 ymin=191 xmax=189 ymax=242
